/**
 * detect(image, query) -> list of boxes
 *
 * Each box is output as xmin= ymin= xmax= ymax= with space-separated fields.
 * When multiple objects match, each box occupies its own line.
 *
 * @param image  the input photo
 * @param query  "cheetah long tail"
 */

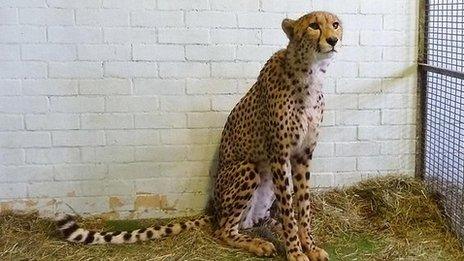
xmin=55 ymin=214 xmax=211 ymax=244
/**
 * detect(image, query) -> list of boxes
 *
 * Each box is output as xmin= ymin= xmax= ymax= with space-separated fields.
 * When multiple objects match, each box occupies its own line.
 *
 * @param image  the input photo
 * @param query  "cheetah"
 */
xmin=56 ymin=11 xmax=342 ymax=261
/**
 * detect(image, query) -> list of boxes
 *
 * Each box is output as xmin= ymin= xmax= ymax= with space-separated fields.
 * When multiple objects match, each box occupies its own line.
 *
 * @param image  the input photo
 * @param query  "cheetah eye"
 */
xmin=333 ymin=22 xmax=339 ymax=29
xmin=308 ymin=23 xmax=320 ymax=30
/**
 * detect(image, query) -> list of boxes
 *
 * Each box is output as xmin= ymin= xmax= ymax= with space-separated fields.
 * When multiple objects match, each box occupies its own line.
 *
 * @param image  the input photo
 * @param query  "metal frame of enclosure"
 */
xmin=418 ymin=0 xmax=464 ymax=245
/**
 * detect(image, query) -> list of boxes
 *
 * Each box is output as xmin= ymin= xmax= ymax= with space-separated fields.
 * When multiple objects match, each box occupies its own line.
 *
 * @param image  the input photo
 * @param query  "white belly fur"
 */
xmin=241 ymin=171 xmax=275 ymax=229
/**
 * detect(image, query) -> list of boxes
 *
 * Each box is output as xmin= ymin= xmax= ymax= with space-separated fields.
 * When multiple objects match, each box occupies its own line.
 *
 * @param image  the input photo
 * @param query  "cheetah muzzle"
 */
xmin=56 ymin=11 xmax=342 ymax=261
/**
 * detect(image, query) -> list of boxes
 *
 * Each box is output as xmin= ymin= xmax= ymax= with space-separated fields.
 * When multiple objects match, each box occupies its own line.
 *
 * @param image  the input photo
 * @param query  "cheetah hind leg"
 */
xmin=215 ymin=164 xmax=276 ymax=257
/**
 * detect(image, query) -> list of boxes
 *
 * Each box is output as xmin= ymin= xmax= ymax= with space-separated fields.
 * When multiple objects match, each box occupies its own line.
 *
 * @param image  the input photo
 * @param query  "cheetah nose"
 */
xmin=326 ymin=37 xmax=338 ymax=47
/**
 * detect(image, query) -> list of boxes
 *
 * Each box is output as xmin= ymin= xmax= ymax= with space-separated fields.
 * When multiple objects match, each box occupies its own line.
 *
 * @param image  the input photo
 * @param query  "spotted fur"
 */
xmin=56 ymin=11 xmax=342 ymax=261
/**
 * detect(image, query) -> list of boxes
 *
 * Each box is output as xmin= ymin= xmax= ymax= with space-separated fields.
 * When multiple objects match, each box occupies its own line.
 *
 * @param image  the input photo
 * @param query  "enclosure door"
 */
xmin=421 ymin=0 xmax=464 ymax=244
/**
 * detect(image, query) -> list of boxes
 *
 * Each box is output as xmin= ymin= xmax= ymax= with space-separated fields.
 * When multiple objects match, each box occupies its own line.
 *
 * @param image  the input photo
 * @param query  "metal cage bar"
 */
xmin=419 ymin=0 xmax=464 ymax=244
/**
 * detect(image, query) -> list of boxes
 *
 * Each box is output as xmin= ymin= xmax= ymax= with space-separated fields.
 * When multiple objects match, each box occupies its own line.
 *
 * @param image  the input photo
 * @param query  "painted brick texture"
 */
xmin=0 ymin=0 xmax=418 ymax=218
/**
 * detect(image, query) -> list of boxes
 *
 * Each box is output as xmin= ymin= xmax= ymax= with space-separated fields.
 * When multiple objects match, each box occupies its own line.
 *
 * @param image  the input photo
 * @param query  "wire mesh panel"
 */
xmin=422 ymin=0 xmax=464 ymax=244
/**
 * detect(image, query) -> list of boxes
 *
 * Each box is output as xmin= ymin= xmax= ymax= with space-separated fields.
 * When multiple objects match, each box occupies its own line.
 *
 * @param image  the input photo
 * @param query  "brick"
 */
xmin=47 ymin=0 xmax=102 ymax=8
xmin=48 ymin=26 xmax=102 ymax=44
xmin=341 ymin=30 xmax=359 ymax=46
xmin=22 ymin=44 xmax=76 ymax=61
xmin=359 ymin=62 xmax=410 ymax=77
xmin=53 ymin=130 xmax=105 ymax=146
xmin=106 ymin=130 xmax=159 ymax=145
xmin=211 ymin=62 xmax=261 ymax=78
xmin=26 ymin=148 xmax=80 ymax=164
xmin=0 ymin=97 xmax=48 ymax=113
xmin=313 ymin=0 xmax=359 ymax=14
xmin=0 ymin=44 xmax=19 ymax=60
xmin=134 ymin=79 xmax=185 ymax=95
xmin=0 ymin=149 xmax=24 ymax=165
xmin=135 ymin=113 xmax=187 ymax=128
xmin=77 ymin=44 xmax=131 ymax=61
xmin=55 ymin=196 xmax=109 ymax=214
xmin=187 ymin=112 xmax=228 ymax=128
xmin=157 ymin=161 xmax=211 ymax=177
xmin=326 ymin=61 xmax=358 ymax=78
xmin=76 ymin=9 xmax=129 ymax=26
xmin=335 ymin=142 xmax=381 ymax=156
xmin=262 ymin=29 xmax=288 ymax=45
xmin=131 ymin=10 xmax=183 ymax=27
xmin=383 ymin=46 xmax=416 ymax=61
xmin=103 ymin=0 xmax=156 ymax=9
xmin=106 ymin=96 xmax=158 ymax=112
xmin=28 ymin=180 xmax=112 ymax=197
xmin=187 ymin=145 xmax=217 ymax=161
xmin=104 ymin=62 xmax=157 ymax=77
xmin=50 ymin=96 xmax=105 ymax=112
xmin=381 ymin=140 xmax=416 ymax=155
xmin=359 ymin=94 xmax=415 ymax=109
xmin=54 ymin=164 xmax=107 ymax=180
xmin=334 ymin=172 xmax=363 ymax=186
xmin=108 ymin=162 xmax=159 ymax=179
xmin=211 ymin=29 xmax=261 ymax=44
xmin=381 ymin=76 xmax=416 ymax=94
xmin=0 ymin=114 xmax=22 ymax=130
xmin=22 ymin=79 xmax=78 ymax=95
xmin=319 ymin=126 xmax=357 ymax=142
xmin=81 ymin=113 xmax=133 ymax=129
xmin=0 ymin=80 xmax=20 ymax=95
xmin=339 ymin=14 xmax=383 ymax=31
xmin=0 ymin=26 xmax=46 ymax=43
xmin=186 ymin=79 xmax=236 ymax=94
xmin=238 ymin=13 xmax=282 ymax=28
xmin=358 ymin=156 xmax=399 ymax=171
xmin=337 ymin=110 xmax=381 ymax=125
xmin=81 ymin=147 xmax=134 ymax=163
xmin=0 ymin=131 xmax=51 ymax=148
xmin=384 ymin=14 xmax=415 ymax=31
xmin=312 ymin=157 xmax=357 ymax=172
xmin=210 ymin=0 xmax=259 ymax=11
xmin=261 ymin=0 xmax=312 ymax=12
xmin=0 ymin=165 xmax=53 ymax=182
xmin=321 ymin=110 xmax=336 ymax=126
xmin=0 ymin=8 xmax=17 ymax=24
xmin=360 ymin=31 xmax=407 ymax=46
xmin=25 ymin=113 xmax=79 ymax=130
xmin=135 ymin=146 xmax=188 ymax=162
xmin=104 ymin=28 xmax=155 ymax=43
xmin=135 ymin=177 xmax=208 ymax=194
xmin=325 ymin=94 xmax=358 ymax=109
xmin=360 ymin=0 xmax=406 ymax=14
xmin=159 ymin=62 xmax=209 ymax=78
xmin=160 ymin=96 xmax=210 ymax=112
xmin=160 ymin=129 xmax=219 ymax=145
xmin=211 ymin=95 xmax=241 ymax=111
xmin=79 ymin=79 xmax=131 ymax=95
xmin=185 ymin=11 xmax=235 ymax=28
xmin=338 ymin=46 xmax=382 ymax=62
xmin=358 ymin=126 xmax=403 ymax=140
xmin=0 ymin=183 xmax=27 ymax=198
xmin=19 ymin=8 xmax=73 ymax=25
xmin=236 ymin=45 xmax=279 ymax=61
xmin=186 ymin=45 xmax=235 ymax=61
xmin=133 ymin=44 xmax=185 ymax=61
xmin=158 ymin=0 xmax=208 ymax=10
xmin=312 ymin=142 xmax=334 ymax=157
xmin=336 ymin=78 xmax=381 ymax=94
xmin=159 ymin=28 xmax=209 ymax=44
xmin=381 ymin=109 xmax=416 ymax=125
xmin=49 ymin=62 xmax=102 ymax=78
xmin=0 ymin=61 xmax=47 ymax=78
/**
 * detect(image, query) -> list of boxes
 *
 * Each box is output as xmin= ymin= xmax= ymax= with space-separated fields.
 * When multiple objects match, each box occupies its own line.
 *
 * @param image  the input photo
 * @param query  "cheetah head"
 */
xmin=282 ymin=11 xmax=343 ymax=60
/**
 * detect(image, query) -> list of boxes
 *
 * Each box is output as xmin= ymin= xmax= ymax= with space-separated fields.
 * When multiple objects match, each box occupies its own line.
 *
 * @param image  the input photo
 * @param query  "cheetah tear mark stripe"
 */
xmin=55 ymin=214 xmax=211 ymax=245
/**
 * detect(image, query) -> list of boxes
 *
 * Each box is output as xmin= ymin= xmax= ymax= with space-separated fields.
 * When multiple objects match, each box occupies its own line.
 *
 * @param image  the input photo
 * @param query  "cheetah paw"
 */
xmin=287 ymin=252 xmax=310 ymax=261
xmin=305 ymin=246 xmax=329 ymax=261
xmin=247 ymin=239 xmax=276 ymax=257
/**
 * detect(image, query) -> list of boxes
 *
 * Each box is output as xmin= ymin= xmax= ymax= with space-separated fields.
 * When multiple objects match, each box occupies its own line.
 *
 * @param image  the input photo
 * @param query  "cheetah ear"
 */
xmin=282 ymin=18 xmax=296 ymax=40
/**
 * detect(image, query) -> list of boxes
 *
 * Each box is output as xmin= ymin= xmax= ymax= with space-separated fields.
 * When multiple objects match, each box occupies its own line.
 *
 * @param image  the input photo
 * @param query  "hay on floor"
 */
xmin=1 ymin=175 xmax=463 ymax=260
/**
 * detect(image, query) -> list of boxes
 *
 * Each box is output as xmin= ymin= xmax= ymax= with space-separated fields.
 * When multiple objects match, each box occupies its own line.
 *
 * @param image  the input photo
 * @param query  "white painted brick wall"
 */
xmin=0 ymin=0 xmax=418 ymax=218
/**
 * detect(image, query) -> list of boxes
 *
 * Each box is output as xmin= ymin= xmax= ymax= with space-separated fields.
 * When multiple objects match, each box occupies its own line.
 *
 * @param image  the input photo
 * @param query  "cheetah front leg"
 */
xmin=291 ymin=149 xmax=329 ymax=261
xmin=271 ymin=157 xmax=308 ymax=261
